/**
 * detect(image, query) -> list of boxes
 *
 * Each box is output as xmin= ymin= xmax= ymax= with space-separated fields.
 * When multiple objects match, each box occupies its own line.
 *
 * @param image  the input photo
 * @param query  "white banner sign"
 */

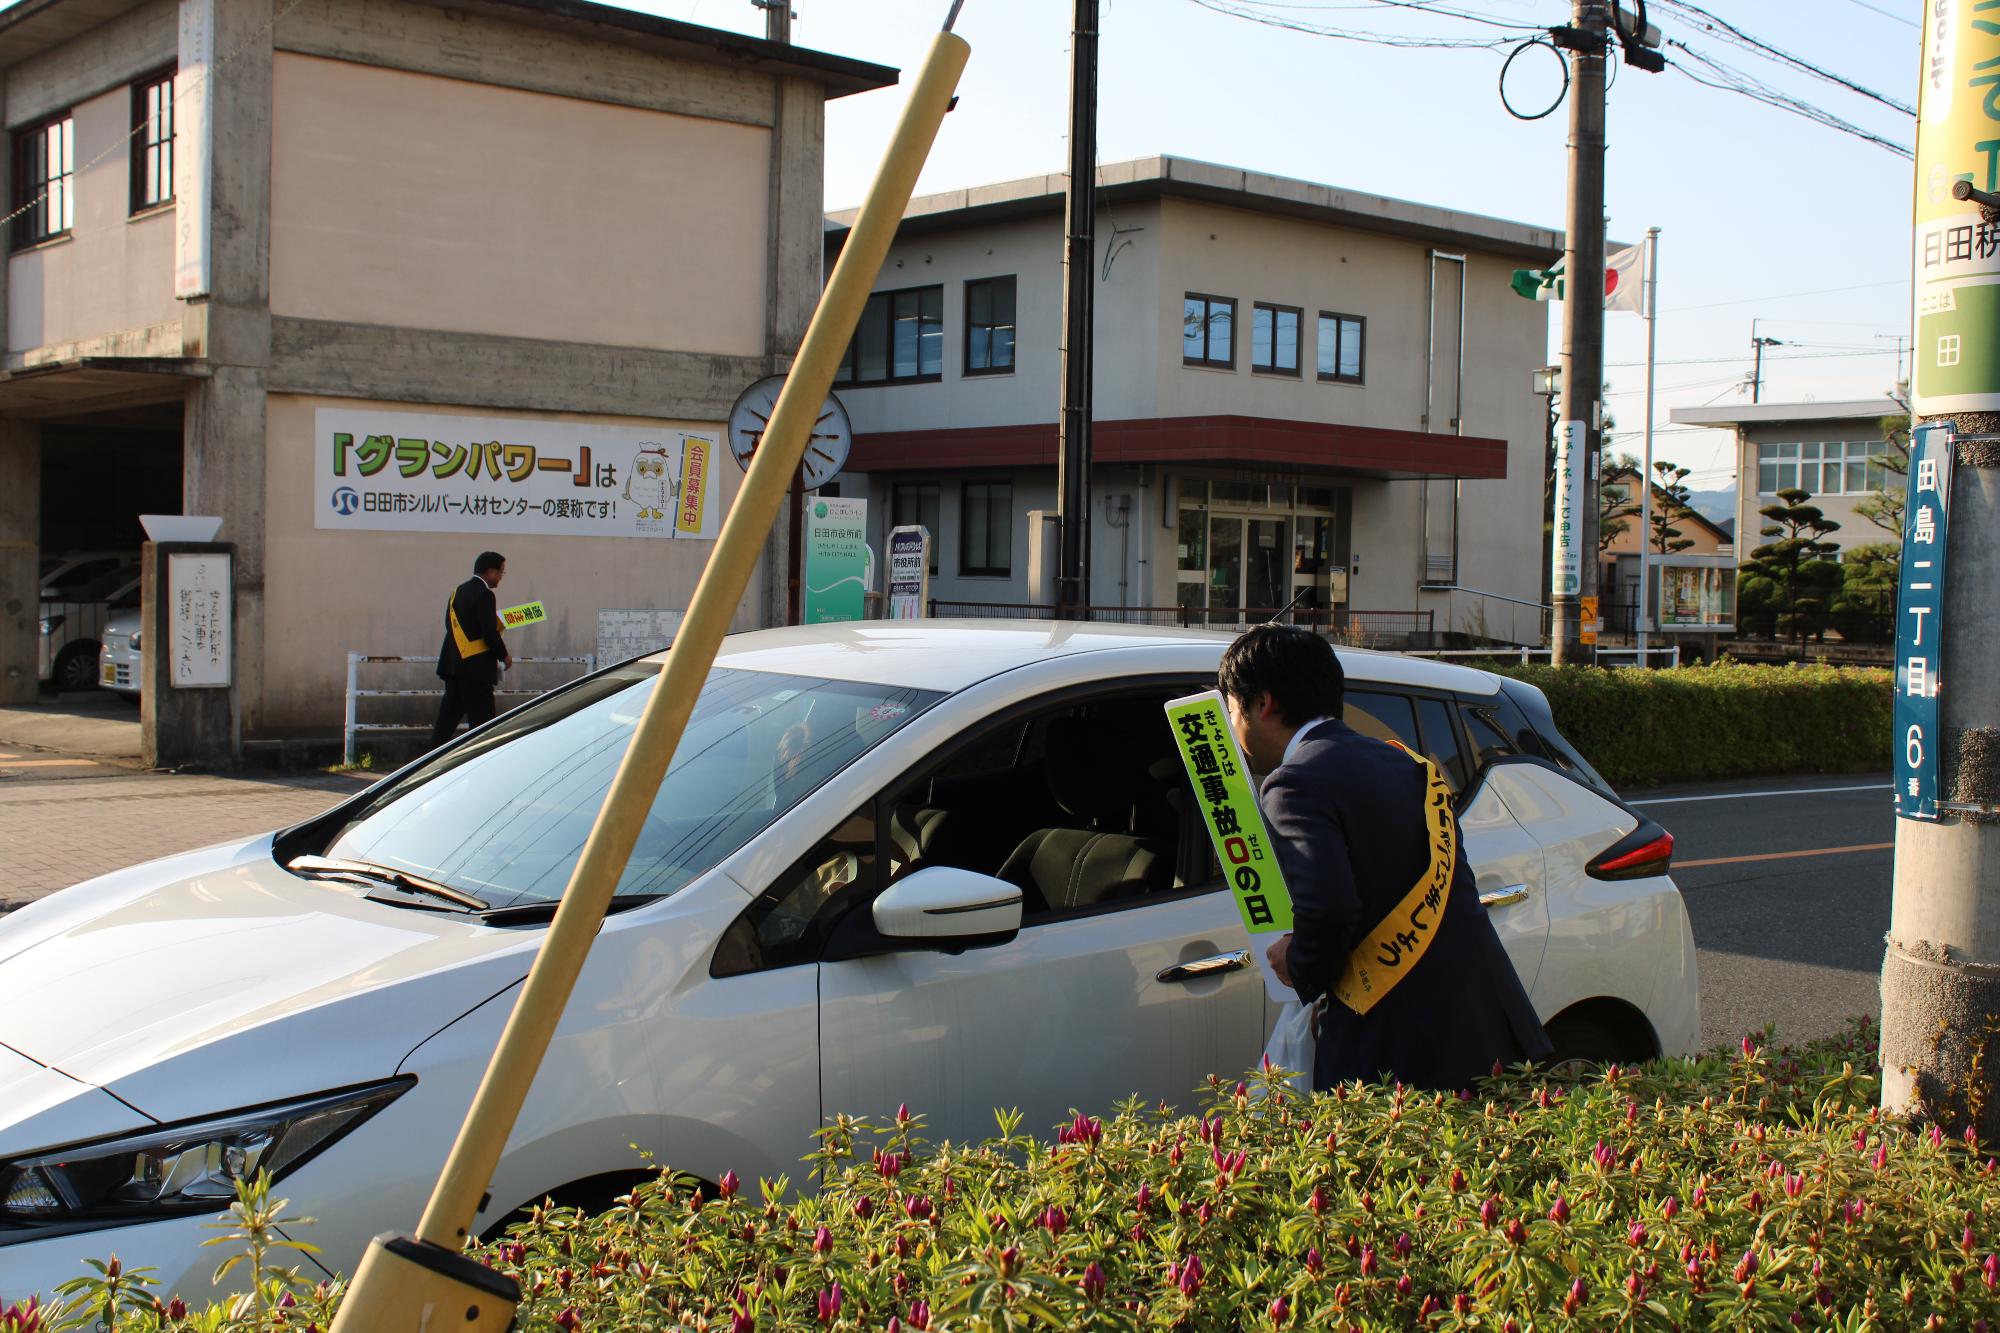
xmin=314 ymin=408 xmax=723 ymax=541
xmin=887 ymin=525 xmax=929 ymax=619
xmin=168 ymin=552 xmax=230 ymax=688
xmin=173 ymin=0 xmax=213 ymax=299
xmin=1551 ymin=420 xmax=1585 ymax=597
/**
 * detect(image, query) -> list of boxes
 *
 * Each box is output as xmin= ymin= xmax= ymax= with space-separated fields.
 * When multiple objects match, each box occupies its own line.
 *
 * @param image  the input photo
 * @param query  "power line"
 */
xmin=1652 ymin=0 xmax=1914 ymax=116
xmin=1836 ymin=0 xmax=1917 ymax=27
xmin=1660 ymin=278 xmax=1905 ymax=313
xmin=1605 ymin=349 xmax=1897 ymax=367
xmin=1186 ymin=0 xmax=1520 ymax=47
xmin=1666 ymin=44 xmax=1914 ymax=158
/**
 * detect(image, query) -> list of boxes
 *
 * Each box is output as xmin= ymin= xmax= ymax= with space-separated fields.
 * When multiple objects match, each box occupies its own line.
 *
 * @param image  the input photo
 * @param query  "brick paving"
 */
xmin=0 ymin=760 xmax=371 ymax=915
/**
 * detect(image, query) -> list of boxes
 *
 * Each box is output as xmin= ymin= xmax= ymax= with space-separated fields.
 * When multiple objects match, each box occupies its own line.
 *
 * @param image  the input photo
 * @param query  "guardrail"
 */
xmin=1404 ymin=644 xmax=1682 ymax=667
xmin=344 ymin=652 xmax=595 ymax=765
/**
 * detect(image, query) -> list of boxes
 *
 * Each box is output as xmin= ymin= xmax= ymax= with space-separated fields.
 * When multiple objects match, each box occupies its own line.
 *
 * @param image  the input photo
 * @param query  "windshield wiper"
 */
xmin=477 ymin=894 xmax=660 ymax=928
xmin=286 ymin=854 xmax=491 ymax=913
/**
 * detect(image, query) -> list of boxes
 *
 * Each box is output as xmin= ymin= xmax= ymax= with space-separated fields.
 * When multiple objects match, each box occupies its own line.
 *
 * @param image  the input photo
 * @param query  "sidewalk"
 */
xmin=0 ymin=761 xmax=372 ymax=915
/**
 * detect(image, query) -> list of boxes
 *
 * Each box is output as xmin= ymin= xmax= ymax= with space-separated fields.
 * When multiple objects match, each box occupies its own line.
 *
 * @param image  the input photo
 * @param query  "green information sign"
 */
xmin=1165 ymin=690 xmax=1296 ymax=1001
xmin=804 ymin=497 xmax=869 ymax=624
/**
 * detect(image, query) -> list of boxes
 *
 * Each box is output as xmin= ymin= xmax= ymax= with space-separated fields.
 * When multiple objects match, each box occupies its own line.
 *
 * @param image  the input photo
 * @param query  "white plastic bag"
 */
xmin=1261 ymin=998 xmax=1317 ymax=1093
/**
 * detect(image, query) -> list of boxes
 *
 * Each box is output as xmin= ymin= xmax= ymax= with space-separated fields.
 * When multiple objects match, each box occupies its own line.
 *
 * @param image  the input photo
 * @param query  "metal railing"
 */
xmin=926 ymin=601 xmax=1433 ymax=641
xmin=1404 ymin=644 xmax=1682 ymax=667
xmin=344 ymin=652 xmax=594 ymax=765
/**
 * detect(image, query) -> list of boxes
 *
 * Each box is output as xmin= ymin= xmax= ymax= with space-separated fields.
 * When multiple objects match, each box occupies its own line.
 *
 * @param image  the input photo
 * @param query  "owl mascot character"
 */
xmin=624 ymin=444 xmax=677 ymax=521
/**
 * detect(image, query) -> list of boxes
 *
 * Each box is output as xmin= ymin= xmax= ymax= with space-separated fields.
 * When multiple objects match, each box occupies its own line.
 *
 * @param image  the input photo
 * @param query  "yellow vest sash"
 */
xmin=1330 ymin=744 xmax=1457 ymax=1016
xmin=448 ymin=594 xmax=492 ymax=659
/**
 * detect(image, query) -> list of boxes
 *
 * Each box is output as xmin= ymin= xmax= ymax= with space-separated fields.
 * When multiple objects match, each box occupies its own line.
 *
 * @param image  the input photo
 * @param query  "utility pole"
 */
xmin=1635 ymin=227 xmax=1659 ymax=664
xmin=1750 ymin=319 xmax=1784 ymax=403
xmin=1055 ymin=0 xmax=1098 ymax=617
xmin=1880 ymin=4 xmax=2000 ymax=1137
xmin=1549 ymin=0 xmax=1607 ymax=665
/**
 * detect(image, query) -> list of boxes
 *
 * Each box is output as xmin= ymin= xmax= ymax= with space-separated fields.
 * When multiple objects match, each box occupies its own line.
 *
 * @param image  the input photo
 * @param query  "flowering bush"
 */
xmin=44 ymin=1019 xmax=2000 ymax=1330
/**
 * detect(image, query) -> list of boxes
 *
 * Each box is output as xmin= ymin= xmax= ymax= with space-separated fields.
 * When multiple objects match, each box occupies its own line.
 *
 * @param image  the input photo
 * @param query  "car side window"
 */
xmin=885 ymin=687 xmax=1196 ymax=924
xmin=1413 ymin=696 xmax=1469 ymax=793
xmin=711 ymin=809 xmax=881 ymax=977
xmin=1459 ymin=692 xmax=1546 ymax=774
xmin=1345 ymin=690 xmax=1420 ymax=750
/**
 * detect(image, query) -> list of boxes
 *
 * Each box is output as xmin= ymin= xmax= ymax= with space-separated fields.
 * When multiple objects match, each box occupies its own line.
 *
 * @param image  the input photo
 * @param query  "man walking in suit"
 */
xmin=1218 ymin=624 xmax=1550 ymax=1091
xmin=430 ymin=551 xmax=512 ymax=747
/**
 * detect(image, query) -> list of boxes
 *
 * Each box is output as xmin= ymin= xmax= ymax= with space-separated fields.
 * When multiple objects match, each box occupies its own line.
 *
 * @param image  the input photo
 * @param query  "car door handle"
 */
xmin=1157 ymin=950 xmax=1252 ymax=984
xmin=1479 ymin=883 xmax=1531 ymax=908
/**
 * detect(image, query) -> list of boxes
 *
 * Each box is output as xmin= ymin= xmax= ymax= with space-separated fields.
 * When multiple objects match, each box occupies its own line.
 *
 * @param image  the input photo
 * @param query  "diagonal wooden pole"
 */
xmin=328 ymin=23 xmax=971 ymax=1329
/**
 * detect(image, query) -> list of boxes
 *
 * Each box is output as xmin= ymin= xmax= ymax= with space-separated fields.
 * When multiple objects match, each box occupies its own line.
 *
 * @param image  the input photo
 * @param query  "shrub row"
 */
xmin=1490 ymin=660 xmax=1893 ymax=787
xmin=31 ymin=1020 xmax=2000 ymax=1331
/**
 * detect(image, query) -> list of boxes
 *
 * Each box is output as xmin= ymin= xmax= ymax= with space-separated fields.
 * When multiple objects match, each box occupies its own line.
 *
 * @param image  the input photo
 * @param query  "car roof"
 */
xmin=701 ymin=619 xmax=1502 ymax=696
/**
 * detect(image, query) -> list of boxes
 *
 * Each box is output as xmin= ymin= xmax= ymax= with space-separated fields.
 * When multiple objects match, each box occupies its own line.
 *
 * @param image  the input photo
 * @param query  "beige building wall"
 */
xmin=7 ymin=84 xmax=180 ymax=359
xmin=262 ymin=393 xmax=755 ymax=732
xmin=268 ymin=53 xmax=771 ymax=355
xmin=1733 ymin=420 xmax=1898 ymax=557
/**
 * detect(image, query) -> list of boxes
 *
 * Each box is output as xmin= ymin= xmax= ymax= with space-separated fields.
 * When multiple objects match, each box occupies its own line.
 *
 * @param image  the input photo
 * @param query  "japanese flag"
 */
xmin=1604 ymin=244 xmax=1645 ymax=312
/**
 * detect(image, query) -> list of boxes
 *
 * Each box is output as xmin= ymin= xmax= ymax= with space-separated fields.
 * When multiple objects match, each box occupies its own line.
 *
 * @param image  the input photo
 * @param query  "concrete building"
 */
xmin=1597 ymin=463 xmax=1733 ymax=635
xmin=1669 ymin=398 xmax=1905 ymax=558
xmin=824 ymin=157 xmax=1560 ymax=646
xmin=0 ymin=0 xmax=893 ymax=759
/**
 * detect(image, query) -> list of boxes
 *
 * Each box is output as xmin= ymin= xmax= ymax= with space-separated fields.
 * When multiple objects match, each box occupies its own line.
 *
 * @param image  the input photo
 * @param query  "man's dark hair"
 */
xmin=1217 ymin=624 xmax=1344 ymax=726
xmin=474 ymin=551 xmax=506 ymax=575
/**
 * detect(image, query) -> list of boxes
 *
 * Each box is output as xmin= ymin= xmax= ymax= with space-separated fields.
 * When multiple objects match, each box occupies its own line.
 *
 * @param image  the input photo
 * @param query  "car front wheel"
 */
xmin=53 ymin=642 xmax=100 ymax=693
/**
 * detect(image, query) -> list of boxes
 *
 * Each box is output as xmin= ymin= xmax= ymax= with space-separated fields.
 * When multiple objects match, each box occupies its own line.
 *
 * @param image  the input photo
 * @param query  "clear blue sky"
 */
xmin=639 ymin=0 xmax=1916 ymax=495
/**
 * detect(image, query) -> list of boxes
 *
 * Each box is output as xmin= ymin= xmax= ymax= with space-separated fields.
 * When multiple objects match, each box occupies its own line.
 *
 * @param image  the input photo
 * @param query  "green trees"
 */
xmin=1648 ymin=461 xmax=1698 ymax=555
xmin=1740 ymin=488 xmax=1841 ymax=644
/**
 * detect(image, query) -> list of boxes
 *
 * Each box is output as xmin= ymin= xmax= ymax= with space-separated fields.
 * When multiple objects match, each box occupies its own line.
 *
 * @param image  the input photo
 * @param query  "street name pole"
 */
xmin=1880 ymin=2 xmax=2000 ymax=1136
xmin=1055 ymin=0 xmax=1097 ymax=617
xmin=1550 ymin=0 xmax=1607 ymax=665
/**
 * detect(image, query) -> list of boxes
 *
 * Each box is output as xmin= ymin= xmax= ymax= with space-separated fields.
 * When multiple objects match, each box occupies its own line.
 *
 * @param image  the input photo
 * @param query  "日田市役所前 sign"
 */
xmin=315 ymin=408 xmax=722 ymax=542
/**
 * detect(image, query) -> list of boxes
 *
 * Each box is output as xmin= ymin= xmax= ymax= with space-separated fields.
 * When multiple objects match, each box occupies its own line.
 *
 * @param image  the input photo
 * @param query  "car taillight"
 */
xmin=1586 ymin=818 xmax=1674 ymax=880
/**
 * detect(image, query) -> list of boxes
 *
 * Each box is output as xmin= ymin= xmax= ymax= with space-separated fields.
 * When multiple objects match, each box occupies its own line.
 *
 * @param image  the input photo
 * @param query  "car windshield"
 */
xmin=317 ymin=664 xmax=939 ymax=911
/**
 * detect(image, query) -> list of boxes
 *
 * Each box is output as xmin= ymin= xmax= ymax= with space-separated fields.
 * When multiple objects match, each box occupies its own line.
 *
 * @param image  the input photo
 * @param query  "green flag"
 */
xmin=1511 ymin=259 xmax=1563 ymax=301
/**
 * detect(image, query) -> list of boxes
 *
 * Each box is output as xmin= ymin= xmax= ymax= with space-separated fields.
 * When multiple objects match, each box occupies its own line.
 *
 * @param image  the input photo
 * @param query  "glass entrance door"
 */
xmin=1176 ymin=487 xmax=1337 ymax=626
xmin=1206 ymin=517 xmax=1242 ymax=625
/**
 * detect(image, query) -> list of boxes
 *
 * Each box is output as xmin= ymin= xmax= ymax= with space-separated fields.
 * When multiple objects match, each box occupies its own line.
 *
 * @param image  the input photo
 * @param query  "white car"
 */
xmin=0 ymin=622 xmax=1697 ymax=1303
xmin=97 ymin=610 xmax=143 ymax=700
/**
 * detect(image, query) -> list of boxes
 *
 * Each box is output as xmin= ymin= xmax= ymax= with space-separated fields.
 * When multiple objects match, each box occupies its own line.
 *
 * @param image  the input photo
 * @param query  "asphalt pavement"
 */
xmin=1630 ymin=772 xmax=1894 ymax=1052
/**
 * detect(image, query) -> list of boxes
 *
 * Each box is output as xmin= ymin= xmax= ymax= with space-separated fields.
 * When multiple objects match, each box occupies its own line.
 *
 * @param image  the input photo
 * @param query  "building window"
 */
xmin=964 ymin=275 xmax=1016 ymax=375
xmin=960 ymin=481 xmax=1012 ymax=576
xmin=1317 ymin=312 xmax=1365 ymax=384
xmin=892 ymin=482 xmax=941 ymax=574
xmin=834 ymin=285 xmax=944 ymax=386
xmin=13 ymin=115 xmax=75 ymax=249
xmin=131 ymin=70 xmax=175 ymax=213
xmin=1756 ymin=440 xmax=1888 ymax=495
xmin=1251 ymin=303 xmax=1301 ymax=376
xmin=1182 ymin=293 xmax=1235 ymax=369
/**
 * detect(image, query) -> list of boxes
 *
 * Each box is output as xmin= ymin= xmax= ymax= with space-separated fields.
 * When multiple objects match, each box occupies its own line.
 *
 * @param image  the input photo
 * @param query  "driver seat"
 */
xmin=997 ymin=717 xmax=1171 ymax=915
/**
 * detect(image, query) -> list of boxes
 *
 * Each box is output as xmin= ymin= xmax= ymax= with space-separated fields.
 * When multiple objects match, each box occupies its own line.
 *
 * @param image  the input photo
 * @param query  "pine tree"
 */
xmin=1648 ymin=462 xmax=1698 ymax=555
xmin=1743 ymin=488 xmax=1842 ymax=646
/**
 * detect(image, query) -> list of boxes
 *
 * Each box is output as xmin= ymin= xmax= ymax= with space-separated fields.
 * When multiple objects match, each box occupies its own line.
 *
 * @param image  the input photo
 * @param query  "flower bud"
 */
xmin=1135 ymin=1183 xmax=1152 ymax=1213
xmin=1628 ymin=1221 xmax=1648 ymax=1248
xmin=1041 ymin=1205 xmax=1068 ymax=1237
xmin=731 ymin=1313 xmax=755 ymax=1333
xmin=554 ymin=1311 xmax=579 ymax=1331
xmin=1662 ymin=1195 xmax=1679 ymax=1220
xmin=1308 ymin=1186 xmax=1327 ymax=1215
xmin=1448 ymin=1168 xmax=1467 ymax=1194
xmin=908 ymin=1300 xmax=931 ymax=1330
xmin=1359 ymin=1245 xmax=1378 ymax=1277
xmin=852 ymin=1197 xmax=873 ymax=1220
xmin=1305 ymin=1246 xmax=1323 ymax=1276
xmin=1082 ymin=1261 xmax=1107 ymax=1301
xmin=1480 ymin=1197 xmax=1500 ymax=1229
xmin=813 ymin=1225 xmax=834 ymax=1255
xmin=1548 ymin=1196 xmax=1570 ymax=1225
xmin=1394 ymin=1274 xmax=1412 ymax=1298
xmin=1504 ymin=1218 xmax=1527 ymax=1246
xmin=1269 ymin=1294 xmax=1290 ymax=1326
xmin=719 ymin=1170 xmax=740 ymax=1200
xmin=897 ymin=1102 xmax=911 ymax=1124
xmin=1563 ymin=1277 xmax=1586 ymax=1316
xmin=815 ymin=1284 xmax=843 ymax=1325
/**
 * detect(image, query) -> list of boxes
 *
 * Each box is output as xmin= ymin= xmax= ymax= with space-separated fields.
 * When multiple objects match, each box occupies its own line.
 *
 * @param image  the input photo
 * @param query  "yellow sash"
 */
xmin=447 ymin=594 xmax=492 ymax=659
xmin=1329 ymin=744 xmax=1456 ymax=1016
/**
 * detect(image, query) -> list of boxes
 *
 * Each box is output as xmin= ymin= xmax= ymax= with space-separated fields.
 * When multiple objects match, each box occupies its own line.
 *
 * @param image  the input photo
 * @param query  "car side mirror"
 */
xmin=872 ymin=866 xmax=1022 ymax=943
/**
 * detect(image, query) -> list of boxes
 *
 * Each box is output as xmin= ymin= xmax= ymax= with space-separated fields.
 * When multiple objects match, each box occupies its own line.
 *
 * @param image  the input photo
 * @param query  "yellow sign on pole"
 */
xmin=676 ymin=435 xmax=710 ymax=535
xmin=1580 ymin=594 xmax=1600 ymax=644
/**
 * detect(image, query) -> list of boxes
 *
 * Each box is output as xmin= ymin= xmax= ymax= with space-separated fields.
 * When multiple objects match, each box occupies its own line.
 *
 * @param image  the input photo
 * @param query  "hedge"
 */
xmin=1490 ymin=661 xmax=1893 ymax=787
xmin=28 ymin=1021 xmax=2000 ymax=1332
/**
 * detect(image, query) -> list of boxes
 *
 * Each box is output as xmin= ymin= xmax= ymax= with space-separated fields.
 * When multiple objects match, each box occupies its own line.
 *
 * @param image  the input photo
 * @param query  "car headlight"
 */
xmin=129 ymin=630 xmax=142 ymax=651
xmin=38 ymin=616 xmax=61 ymax=636
xmin=0 ymin=1079 xmax=410 ymax=1233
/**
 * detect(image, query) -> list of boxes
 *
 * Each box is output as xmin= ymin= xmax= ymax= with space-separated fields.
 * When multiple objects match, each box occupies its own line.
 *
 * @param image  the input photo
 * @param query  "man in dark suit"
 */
xmin=1219 ymin=624 xmax=1550 ymax=1091
xmin=430 ymin=551 xmax=512 ymax=747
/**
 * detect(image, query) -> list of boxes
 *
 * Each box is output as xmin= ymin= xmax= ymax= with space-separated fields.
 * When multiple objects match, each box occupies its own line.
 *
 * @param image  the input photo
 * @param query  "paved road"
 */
xmin=1630 ymin=772 xmax=1894 ymax=1052
xmin=0 ymin=749 xmax=369 ymax=916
